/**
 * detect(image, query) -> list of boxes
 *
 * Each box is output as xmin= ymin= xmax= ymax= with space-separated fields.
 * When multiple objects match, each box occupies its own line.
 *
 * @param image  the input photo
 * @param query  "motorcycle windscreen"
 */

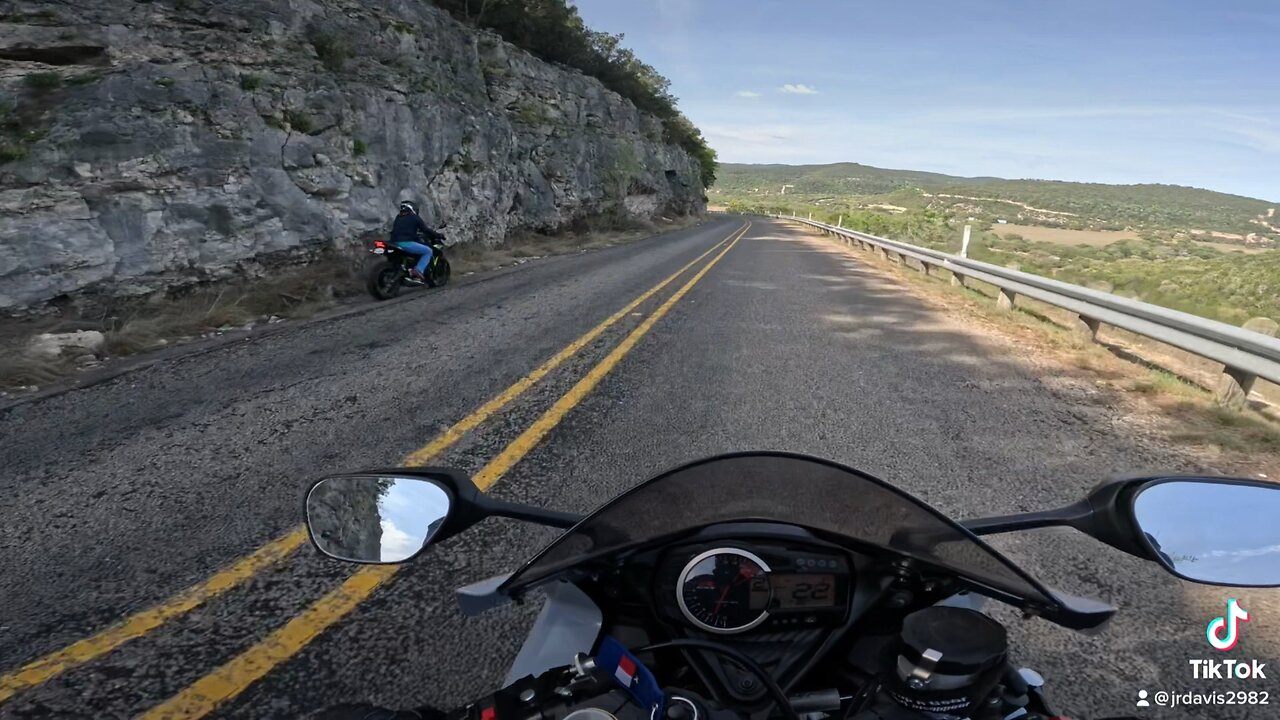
xmin=500 ymin=452 xmax=1054 ymax=608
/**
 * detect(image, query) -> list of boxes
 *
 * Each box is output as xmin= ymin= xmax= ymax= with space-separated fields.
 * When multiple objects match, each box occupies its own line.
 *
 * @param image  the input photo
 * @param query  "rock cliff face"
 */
xmin=306 ymin=477 xmax=384 ymax=562
xmin=0 ymin=0 xmax=706 ymax=309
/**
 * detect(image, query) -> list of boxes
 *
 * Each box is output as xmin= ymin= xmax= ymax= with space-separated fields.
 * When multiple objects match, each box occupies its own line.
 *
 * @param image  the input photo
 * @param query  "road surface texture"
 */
xmin=1 ymin=217 xmax=1275 ymax=719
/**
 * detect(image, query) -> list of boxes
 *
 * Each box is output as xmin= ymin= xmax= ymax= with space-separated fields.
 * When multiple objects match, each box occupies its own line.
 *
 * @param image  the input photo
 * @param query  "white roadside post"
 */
xmin=837 ymin=215 xmax=843 ymax=228
xmin=951 ymin=224 xmax=971 ymax=288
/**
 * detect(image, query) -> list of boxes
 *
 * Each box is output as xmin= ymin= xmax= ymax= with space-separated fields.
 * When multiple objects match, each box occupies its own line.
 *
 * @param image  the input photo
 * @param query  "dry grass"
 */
xmin=101 ymin=257 xmax=363 ymax=356
xmin=1194 ymin=240 xmax=1272 ymax=255
xmin=991 ymin=223 xmax=1138 ymax=245
xmin=1 ymin=255 xmax=364 ymax=392
xmin=0 ymin=353 xmax=79 ymax=390
xmin=993 ymin=222 xmax=1272 ymax=255
xmin=802 ymin=224 xmax=1280 ymax=470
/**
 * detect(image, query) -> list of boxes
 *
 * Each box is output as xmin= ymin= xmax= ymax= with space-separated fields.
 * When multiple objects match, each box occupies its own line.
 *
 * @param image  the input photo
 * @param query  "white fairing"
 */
xmin=935 ymin=591 xmax=985 ymax=611
xmin=503 ymin=580 xmax=603 ymax=687
xmin=457 ymin=573 xmax=514 ymax=616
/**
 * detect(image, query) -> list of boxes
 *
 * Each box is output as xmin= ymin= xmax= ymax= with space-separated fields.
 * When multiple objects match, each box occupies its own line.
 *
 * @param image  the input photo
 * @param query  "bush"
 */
xmin=154 ymin=77 xmax=175 ymax=88
xmin=513 ymin=101 xmax=545 ymax=125
xmin=23 ymin=72 xmax=62 ymax=92
xmin=66 ymin=73 xmax=103 ymax=86
xmin=283 ymin=109 xmax=313 ymax=134
xmin=310 ymin=31 xmax=349 ymax=72
xmin=352 ymin=138 xmax=367 ymax=156
xmin=240 ymin=74 xmax=262 ymax=91
xmin=0 ymin=145 xmax=28 ymax=163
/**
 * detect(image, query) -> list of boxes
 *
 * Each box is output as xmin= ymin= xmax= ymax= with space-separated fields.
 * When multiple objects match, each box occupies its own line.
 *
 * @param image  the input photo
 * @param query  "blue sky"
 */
xmin=571 ymin=0 xmax=1280 ymax=201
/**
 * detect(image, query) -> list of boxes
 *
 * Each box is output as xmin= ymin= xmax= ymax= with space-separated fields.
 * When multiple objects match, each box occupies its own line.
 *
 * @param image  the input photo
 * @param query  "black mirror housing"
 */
xmin=963 ymin=475 xmax=1280 ymax=588
xmin=303 ymin=466 xmax=583 ymax=565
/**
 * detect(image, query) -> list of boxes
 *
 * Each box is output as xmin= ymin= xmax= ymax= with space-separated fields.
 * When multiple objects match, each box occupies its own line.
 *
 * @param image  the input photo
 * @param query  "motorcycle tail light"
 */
xmin=373 ymin=240 xmax=386 ymax=248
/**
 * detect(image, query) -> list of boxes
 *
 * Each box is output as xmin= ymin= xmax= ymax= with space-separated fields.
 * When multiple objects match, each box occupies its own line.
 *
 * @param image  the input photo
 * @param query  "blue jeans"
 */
xmin=394 ymin=241 xmax=433 ymax=274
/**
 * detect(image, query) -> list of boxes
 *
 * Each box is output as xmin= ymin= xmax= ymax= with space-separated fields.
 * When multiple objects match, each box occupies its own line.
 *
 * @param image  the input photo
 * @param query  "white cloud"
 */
xmin=380 ymin=519 xmax=419 ymax=562
xmin=735 ymin=91 xmax=761 ymax=98
xmin=781 ymin=84 xmax=819 ymax=95
xmin=703 ymin=124 xmax=795 ymax=145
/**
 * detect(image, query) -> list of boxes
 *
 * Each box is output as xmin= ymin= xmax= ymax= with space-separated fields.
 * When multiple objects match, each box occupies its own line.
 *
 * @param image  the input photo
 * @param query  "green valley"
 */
xmin=711 ymin=162 xmax=1280 ymax=326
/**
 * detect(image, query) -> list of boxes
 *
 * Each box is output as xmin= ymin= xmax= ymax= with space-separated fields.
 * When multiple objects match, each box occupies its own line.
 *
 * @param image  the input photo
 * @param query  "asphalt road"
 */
xmin=1 ymin=217 xmax=1276 ymax=719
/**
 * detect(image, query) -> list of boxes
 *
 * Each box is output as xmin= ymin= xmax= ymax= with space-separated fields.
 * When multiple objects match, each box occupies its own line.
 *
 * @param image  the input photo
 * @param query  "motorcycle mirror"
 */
xmin=305 ymin=474 xmax=455 ymax=564
xmin=1131 ymin=478 xmax=1280 ymax=587
xmin=964 ymin=475 xmax=1280 ymax=588
xmin=304 ymin=466 xmax=582 ymax=565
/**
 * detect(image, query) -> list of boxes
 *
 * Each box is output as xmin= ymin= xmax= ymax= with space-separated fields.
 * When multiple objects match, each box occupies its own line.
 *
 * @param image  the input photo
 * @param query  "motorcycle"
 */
xmin=365 ymin=237 xmax=452 ymax=300
xmin=304 ymin=452 xmax=1280 ymax=720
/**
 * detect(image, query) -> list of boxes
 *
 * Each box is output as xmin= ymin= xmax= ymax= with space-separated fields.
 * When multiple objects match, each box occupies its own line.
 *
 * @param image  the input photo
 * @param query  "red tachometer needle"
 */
xmin=711 ymin=568 xmax=754 ymax=616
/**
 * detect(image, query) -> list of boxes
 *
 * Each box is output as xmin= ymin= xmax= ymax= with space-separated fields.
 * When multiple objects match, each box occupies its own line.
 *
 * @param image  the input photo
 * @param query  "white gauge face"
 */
xmin=676 ymin=548 xmax=773 ymax=634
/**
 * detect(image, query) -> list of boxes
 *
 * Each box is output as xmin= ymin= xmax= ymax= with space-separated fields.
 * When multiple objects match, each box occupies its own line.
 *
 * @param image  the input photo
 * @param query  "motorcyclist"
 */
xmin=390 ymin=201 xmax=445 ymax=282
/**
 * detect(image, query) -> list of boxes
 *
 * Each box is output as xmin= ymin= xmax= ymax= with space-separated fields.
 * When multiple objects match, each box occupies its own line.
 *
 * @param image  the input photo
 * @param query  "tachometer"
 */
xmin=677 ymin=548 xmax=772 ymax=633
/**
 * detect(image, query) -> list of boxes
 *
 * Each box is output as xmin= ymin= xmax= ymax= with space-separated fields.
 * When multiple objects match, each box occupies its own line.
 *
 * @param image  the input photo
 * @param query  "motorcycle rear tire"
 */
xmin=367 ymin=263 xmax=404 ymax=300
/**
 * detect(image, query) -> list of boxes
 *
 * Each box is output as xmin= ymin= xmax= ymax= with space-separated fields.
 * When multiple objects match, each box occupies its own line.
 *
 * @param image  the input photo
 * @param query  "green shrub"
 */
xmin=240 ymin=74 xmax=262 ymax=91
xmin=513 ymin=101 xmax=545 ymax=125
xmin=0 ymin=145 xmax=28 ymax=163
xmin=23 ymin=72 xmax=62 ymax=92
xmin=283 ymin=109 xmax=313 ymax=134
xmin=352 ymin=138 xmax=368 ymax=156
xmin=310 ymin=31 xmax=349 ymax=72
xmin=412 ymin=75 xmax=438 ymax=94
xmin=154 ymin=77 xmax=175 ymax=88
xmin=66 ymin=73 xmax=103 ymax=86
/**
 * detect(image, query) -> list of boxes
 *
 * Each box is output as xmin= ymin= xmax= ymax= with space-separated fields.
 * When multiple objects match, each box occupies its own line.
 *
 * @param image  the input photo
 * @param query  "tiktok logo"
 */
xmin=1206 ymin=599 xmax=1250 ymax=651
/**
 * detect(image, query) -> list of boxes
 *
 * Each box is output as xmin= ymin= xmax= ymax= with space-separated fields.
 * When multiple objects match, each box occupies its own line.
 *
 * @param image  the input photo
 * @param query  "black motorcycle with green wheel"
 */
xmin=364 ymin=238 xmax=451 ymax=300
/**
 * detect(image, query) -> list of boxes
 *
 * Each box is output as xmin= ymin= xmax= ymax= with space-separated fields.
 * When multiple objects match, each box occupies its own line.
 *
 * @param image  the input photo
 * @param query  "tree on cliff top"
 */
xmin=433 ymin=0 xmax=717 ymax=188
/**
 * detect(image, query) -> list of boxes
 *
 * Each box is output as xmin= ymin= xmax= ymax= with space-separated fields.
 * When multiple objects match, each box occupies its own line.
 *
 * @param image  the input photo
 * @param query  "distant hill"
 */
xmin=712 ymin=162 xmax=1279 ymax=243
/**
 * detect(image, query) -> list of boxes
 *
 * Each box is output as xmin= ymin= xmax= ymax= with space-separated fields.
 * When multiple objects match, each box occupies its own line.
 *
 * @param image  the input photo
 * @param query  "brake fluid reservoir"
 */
xmin=887 ymin=606 xmax=1008 ymax=718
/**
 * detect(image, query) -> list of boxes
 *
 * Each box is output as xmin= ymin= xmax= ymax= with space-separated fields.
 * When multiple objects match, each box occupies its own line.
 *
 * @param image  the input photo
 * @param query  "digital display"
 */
xmin=771 ymin=574 xmax=836 ymax=608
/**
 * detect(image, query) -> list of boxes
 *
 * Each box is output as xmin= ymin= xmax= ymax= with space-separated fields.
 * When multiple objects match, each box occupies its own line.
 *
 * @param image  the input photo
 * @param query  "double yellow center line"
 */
xmin=0 ymin=221 xmax=749 ymax=716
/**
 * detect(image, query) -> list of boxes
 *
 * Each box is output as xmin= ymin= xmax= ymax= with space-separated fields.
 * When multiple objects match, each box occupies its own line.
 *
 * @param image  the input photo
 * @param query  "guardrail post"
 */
xmin=1072 ymin=315 xmax=1101 ymax=342
xmin=996 ymin=287 xmax=1016 ymax=309
xmin=1213 ymin=317 xmax=1279 ymax=409
xmin=920 ymin=262 xmax=932 ymax=277
xmin=1216 ymin=367 xmax=1257 ymax=410
xmin=950 ymin=272 xmax=966 ymax=288
xmin=877 ymin=246 xmax=888 ymax=260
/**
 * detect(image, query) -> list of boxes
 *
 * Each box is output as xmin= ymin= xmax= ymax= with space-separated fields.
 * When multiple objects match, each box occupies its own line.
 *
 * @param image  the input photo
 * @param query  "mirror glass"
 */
xmin=306 ymin=475 xmax=451 ymax=563
xmin=1133 ymin=479 xmax=1280 ymax=586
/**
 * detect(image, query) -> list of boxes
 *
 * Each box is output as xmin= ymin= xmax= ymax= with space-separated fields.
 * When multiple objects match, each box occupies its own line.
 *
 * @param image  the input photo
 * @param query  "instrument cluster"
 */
xmin=655 ymin=542 xmax=852 ymax=635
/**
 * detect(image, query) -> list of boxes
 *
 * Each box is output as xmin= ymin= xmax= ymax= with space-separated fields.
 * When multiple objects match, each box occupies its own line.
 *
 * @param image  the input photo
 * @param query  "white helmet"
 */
xmin=398 ymin=201 xmax=416 ymax=214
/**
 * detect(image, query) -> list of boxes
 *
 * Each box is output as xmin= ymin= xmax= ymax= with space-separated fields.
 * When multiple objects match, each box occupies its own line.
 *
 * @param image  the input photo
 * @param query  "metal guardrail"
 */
xmin=778 ymin=215 xmax=1280 ymax=405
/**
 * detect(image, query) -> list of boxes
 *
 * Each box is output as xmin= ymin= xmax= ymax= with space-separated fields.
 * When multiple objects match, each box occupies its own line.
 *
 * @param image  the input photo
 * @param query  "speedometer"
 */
xmin=677 ymin=548 xmax=772 ymax=633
